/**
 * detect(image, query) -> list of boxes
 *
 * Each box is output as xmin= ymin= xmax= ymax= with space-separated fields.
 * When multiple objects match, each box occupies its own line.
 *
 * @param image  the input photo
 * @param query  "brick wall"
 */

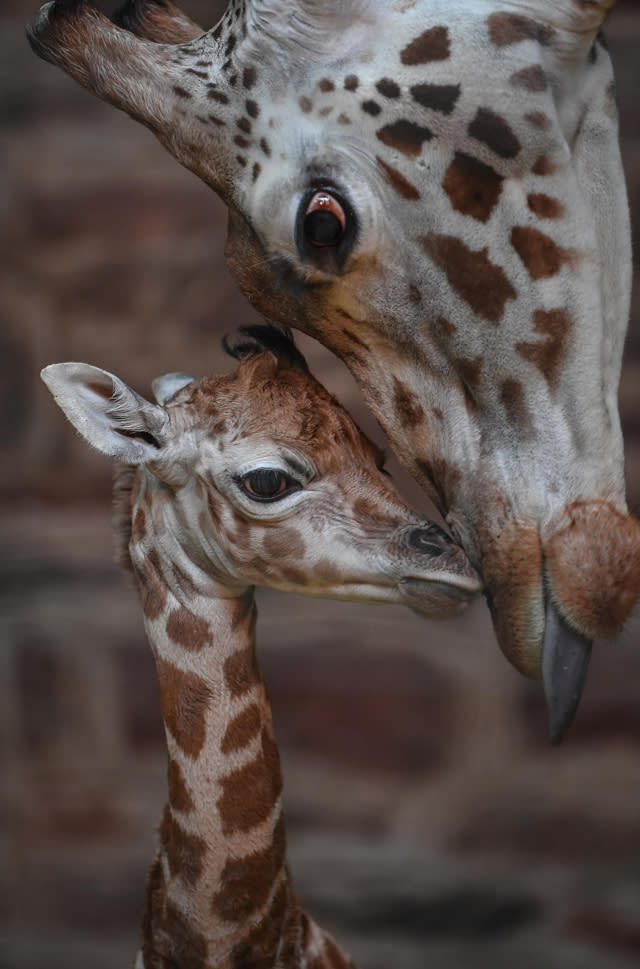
xmin=2 ymin=4 xmax=640 ymax=969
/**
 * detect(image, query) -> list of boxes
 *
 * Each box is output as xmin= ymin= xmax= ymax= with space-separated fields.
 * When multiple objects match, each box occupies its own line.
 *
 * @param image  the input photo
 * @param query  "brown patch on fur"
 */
xmin=230 ymin=880 xmax=290 ymax=968
xmin=468 ymin=108 xmax=521 ymax=159
xmin=166 ymin=607 xmax=213 ymax=653
xmin=212 ymin=812 xmax=286 ymax=921
xmin=217 ymin=729 xmax=282 ymax=835
xmin=224 ymin=642 xmax=260 ymax=697
xmin=501 ymin=378 xmax=534 ymax=433
xmin=410 ymin=82 xmax=460 ymax=115
xmin=415 ymin=457 xmax=461 ymax=514
xmin=443 ymin=152 xmax=504 ymax=222
xmin=393 ymin=376 xmax=425 ymax=427
xmin=511 ymin=226 xmax=574 ymax=279
xmin=401 ymin=26 xmax=450 ymax=64
xmin=112 ymin=464 xmax=137 ymax=572
xmin=207 ymin=88 xmax=228 ymax=104
xmin=221 ymin=703 xmax=262 ymax=755
xmin=140 ymin=856 xmax=167 ymax=969
xmin=527 ymin=193 xmax=565 ymax=219
xmin=278 ymin=563 xmax=311 ymax=587
xmin=132 ymin=505 xmax=147 ymax=544
xmin=362 ymin=99 xmax=381 ymax=116
xmin=409 ymin=283 xmax=422 ymax=304
xmin=532 ymin=155 xmax=557 ymax=176
xmin=545 ymin=503 xmax=640 ymax=639
xmin=509 ymin=65 xmax=548 ymax=92
xmin=344 ymin=74 xmax=359 ymax=91
xmin=162 ymin=899 xmax=209 ymax=969
xmin=516 ymin=308 xmax=572 ymax=387
xmin=140 ymin=856 xmax=207 ymax=968
xmin=319 ymin=78 xmax=335 ymax=92
xmin=134 ymin=548 xmax=168 ymax=621
xmin=376 ymin=77 xmax=400 ymax=98
xmin=487 ymin=12 xmax=552 ymax=47
xmin=341 ymin=327 xmax=370 ymax=350
xmin=376 ymin=119 xmax=433 ymax=156
xmin=159 ymin=805 xmax=206 ymax=886
xmin=231 ymin=589 xmax=256 ymax=631
xmin=168 ymin=760 xmax=195 ymax=814
xmin=263 ymin=526 xmax=306 ymax=561
xmin=156 ymin=658 xmax=212 ymax=759
xmin=525 ymin=111 xmax=552 ymax=130
xmin=314 ymin=560 xmax=342 ymax=584
xmin=352 ymin=495 xmax=398 ymax=528
xmin=433 ymin=315 xmax=457 ymax=341
xmin=455 ymin=356 xmax=483 ymax=395
xmin=299 ymin=96 xmax=312 ymax=113
xmin=376 ymin=156 xmax=421 ymax=200
xmin=243 ymin=66 xmax=257 ymax=89
xmin=420 ymin=234 xmax=517 ymax=323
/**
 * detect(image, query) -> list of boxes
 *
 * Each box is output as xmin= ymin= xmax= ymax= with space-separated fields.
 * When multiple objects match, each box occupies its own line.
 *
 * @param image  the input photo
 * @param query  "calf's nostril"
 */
xmin=405 ymin=526 xmax=452 ymax=556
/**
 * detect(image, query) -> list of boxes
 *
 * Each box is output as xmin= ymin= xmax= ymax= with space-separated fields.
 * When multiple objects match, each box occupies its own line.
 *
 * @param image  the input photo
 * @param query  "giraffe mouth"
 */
xmin=541 ymin=597 xmax=593 ymax=744
xmin=399 ymin=573 xmax=481 ymax=621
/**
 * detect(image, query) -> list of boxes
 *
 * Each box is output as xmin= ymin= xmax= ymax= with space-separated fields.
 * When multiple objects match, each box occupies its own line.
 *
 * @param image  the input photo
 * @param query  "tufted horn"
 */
xmin=27 ymin=1 xmax=239 ymax=199
xmin=504 ymin=0 xmax=616 ymax=41
xmin=112 ymin=0 xmax=204 ymax=44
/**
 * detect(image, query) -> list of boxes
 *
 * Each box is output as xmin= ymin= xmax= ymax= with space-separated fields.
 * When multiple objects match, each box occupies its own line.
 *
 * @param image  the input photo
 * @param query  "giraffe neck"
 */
xmin=127 ymin=470 xmax=353 ymax=968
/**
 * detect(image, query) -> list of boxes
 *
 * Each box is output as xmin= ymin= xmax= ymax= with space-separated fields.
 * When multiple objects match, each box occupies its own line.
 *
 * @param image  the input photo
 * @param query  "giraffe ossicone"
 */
xmin=28 ymin=0 xmax=640 ymax=738
xmin=41 ymin=324 xmax=480 ymax=968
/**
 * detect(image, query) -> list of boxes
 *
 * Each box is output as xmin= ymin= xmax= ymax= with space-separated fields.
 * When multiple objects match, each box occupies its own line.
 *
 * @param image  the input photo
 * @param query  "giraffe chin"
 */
xmin=543 ymin=501 xmax=640 ymax=641
xmin=482 ymin=500 xmax=640 ymax=740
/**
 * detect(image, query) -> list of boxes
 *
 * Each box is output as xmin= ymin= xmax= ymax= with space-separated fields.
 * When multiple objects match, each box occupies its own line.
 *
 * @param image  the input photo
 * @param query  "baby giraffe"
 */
xmin=42 ymin=325 xmax=480 ymax=969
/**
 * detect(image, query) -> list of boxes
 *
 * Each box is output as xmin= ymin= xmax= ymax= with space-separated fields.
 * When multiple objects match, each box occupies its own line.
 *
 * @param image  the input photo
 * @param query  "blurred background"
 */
xmin=2 ymin=2 xmax=640 ymax=967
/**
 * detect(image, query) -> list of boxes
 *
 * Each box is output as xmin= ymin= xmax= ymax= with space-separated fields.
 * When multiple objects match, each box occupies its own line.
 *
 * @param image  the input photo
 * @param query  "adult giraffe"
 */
xmin=28 ymin=0 xmax=640 ymax=739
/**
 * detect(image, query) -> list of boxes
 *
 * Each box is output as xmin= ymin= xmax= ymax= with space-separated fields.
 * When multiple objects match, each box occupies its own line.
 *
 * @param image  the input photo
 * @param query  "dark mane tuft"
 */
xmin=112 ymin=462 xmax=137 ymax=576
xmin=222 ymin=324 xmax=309 ymax=372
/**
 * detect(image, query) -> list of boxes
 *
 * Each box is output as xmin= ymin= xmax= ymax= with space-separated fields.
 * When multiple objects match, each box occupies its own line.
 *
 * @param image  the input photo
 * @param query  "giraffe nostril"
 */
xmin=405 ymin=525 xmax=453 ymax=556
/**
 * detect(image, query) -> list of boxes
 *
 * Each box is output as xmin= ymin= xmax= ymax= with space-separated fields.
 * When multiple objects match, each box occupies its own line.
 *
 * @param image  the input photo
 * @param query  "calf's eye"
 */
xmin=241 ymin=469 xmax=301 ymax=502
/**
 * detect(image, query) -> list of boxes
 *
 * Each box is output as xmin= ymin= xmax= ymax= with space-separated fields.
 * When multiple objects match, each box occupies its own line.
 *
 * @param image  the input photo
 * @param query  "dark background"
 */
xmin=2 ymin=2 xmax=640 ymax=967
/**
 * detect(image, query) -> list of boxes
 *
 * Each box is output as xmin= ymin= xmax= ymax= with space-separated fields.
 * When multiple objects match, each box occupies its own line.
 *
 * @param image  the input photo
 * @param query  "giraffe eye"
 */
xmin=240 ymin=468 xmax=301 ymax=502
xmin=296 ymin=185 xmax=358 ymax=271
xmin=303 ymin=191 xmax=347 ymax=247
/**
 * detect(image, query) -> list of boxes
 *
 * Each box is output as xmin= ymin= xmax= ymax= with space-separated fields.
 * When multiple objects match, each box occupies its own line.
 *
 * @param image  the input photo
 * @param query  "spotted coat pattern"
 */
xmin=29 ymin=0 xmax=639 ymax=730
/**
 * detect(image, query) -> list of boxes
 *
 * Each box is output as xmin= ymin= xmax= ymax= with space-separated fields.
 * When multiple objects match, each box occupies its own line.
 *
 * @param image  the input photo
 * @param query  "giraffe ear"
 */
xmin=41 ymin=362 xmax=169 ymax=464
xmin=151 ymin=372 xmax=195 ymax=405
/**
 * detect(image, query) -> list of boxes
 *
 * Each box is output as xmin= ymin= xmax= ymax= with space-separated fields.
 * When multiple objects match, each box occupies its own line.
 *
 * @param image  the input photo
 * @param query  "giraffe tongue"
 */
xmin=542 ymin=596 xmax=592 ymax=745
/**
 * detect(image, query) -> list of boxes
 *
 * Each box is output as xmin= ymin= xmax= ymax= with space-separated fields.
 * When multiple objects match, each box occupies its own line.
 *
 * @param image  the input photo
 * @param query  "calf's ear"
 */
xmin=41 ymin=362 xmax=169 ymax=464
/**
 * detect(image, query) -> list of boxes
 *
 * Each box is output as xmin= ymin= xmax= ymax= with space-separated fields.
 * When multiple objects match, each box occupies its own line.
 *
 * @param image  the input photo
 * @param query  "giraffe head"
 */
xmin=41 ymin=325 xmax=480 ymax=617
xmin=29 ymin=0 xmax=640 ymax=736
